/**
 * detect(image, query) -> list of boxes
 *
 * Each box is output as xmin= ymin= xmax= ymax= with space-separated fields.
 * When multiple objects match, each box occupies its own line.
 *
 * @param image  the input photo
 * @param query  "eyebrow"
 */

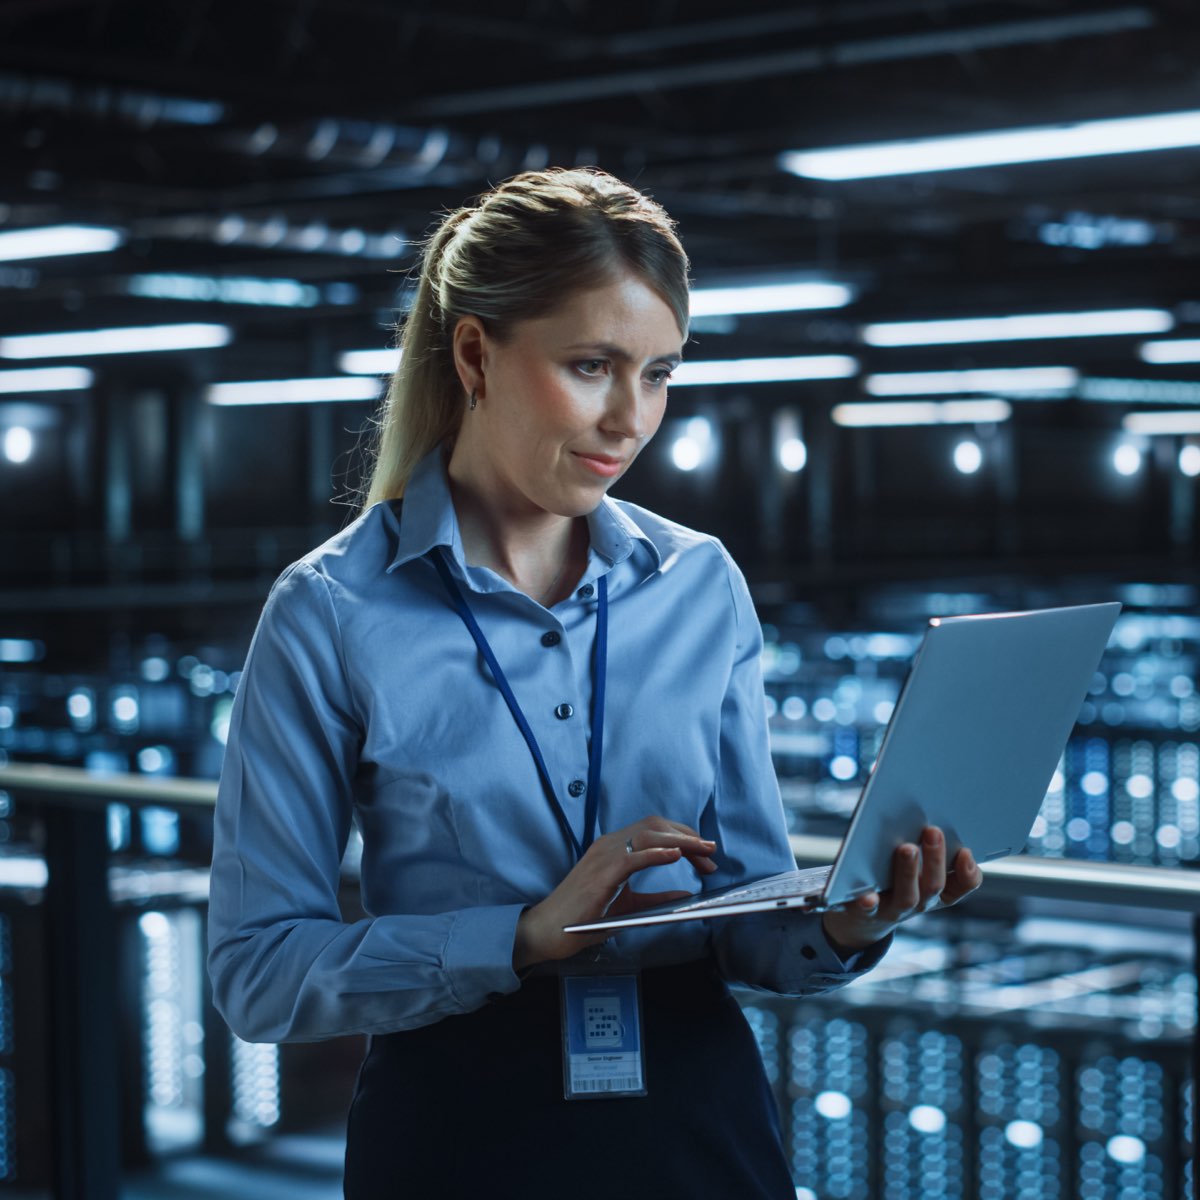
xmin=564 ymin=342 xmax=683 ymax=367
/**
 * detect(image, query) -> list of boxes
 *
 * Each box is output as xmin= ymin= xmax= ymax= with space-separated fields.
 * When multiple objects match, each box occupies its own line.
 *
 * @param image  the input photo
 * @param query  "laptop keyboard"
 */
xmin=671 ymin=864 xmax=834 ymax=912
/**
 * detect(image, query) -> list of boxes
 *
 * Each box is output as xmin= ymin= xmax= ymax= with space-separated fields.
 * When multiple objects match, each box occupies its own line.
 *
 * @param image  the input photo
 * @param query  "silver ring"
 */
xmin=625 ymin=838 xmax=635 ymax=854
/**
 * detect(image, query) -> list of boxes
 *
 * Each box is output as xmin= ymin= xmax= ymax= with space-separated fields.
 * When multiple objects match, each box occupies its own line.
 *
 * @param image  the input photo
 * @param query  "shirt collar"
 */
xmin=591 ymin=493 xmax=662 ymax=572
xmin=384 ymin=445 xmax=461 ymax=573
xmin=382 ymin=444 xmax=662 ymax=575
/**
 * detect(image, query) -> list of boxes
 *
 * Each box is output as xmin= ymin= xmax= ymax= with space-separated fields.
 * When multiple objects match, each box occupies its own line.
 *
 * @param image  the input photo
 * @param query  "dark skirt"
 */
xmin=342 ymin=958 xmax=795 ymax=1200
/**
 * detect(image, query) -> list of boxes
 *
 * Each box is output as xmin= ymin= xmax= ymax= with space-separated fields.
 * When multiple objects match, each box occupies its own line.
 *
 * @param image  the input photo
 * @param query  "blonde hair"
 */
xmin=358 ymin=167 xmax=690 ymax=512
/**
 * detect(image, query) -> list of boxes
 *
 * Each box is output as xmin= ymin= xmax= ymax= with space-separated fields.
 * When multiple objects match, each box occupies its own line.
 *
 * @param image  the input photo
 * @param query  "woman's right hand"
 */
xmin=511 ymin=816 xmax=718 ymax=971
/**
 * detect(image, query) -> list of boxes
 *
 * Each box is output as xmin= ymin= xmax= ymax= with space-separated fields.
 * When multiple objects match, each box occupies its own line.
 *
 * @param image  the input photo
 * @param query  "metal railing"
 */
xmin=790 ymin=833 xmax=1200 ymax=913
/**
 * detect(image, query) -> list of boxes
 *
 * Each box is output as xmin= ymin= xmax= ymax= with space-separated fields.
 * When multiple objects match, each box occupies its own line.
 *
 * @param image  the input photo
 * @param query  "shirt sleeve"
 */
xmin=207 ymin=560 xmax=525 ymax=1044
xmin=703 ymin=545 xmax=892 ymax=995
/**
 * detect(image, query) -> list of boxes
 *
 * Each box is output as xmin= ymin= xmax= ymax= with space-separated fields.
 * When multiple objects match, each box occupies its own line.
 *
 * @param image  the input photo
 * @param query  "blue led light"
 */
xmin=140 ymin=807 xmax=180 ymax=857
xmin=1004 ymin=1119 xmax=1044 ymax=1149
xmin=816 ymin=1090 xmax=853 ymax=1120
xmin=909 ymin=1104 xmax=946 ymax=1133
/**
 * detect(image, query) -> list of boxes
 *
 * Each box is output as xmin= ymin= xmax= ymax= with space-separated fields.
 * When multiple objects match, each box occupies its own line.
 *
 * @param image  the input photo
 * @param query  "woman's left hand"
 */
xmin=820 ymin=825 xmax=982 ymax=955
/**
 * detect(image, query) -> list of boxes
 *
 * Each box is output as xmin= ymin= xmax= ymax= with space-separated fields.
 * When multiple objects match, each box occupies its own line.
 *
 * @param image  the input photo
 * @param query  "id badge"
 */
xmin=559 ymin=971 xmax=647 ymax=1099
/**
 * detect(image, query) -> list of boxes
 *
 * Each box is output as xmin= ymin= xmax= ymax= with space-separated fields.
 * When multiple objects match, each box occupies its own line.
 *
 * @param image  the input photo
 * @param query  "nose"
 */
xmin=600 ymin=374 xmax=648 ymax=442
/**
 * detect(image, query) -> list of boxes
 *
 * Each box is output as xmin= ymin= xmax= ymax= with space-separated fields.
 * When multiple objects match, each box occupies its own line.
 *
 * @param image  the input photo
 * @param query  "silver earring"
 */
xmin=469 ymin=390 xmax=477 ymax=410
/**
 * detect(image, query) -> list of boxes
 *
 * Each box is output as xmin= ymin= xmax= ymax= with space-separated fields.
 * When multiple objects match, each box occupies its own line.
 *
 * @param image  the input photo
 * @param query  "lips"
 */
xmin=573 ymin=452 xmax=625 ymax=478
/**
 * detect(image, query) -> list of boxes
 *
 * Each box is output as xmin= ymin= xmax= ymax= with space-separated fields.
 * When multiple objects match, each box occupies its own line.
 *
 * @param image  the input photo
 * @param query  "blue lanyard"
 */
xmin=432 ymin=553 xmax=607 ymax=863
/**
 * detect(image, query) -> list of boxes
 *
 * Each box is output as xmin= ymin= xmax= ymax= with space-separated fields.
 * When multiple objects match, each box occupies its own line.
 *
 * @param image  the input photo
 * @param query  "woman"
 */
xmin=207 ymin=166 xmax=981 ymax=1199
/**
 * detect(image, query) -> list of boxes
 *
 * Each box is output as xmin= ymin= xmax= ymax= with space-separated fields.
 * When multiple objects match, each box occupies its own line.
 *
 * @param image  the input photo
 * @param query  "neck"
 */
xmin=445 ymin=449 xmax=585 ymax=603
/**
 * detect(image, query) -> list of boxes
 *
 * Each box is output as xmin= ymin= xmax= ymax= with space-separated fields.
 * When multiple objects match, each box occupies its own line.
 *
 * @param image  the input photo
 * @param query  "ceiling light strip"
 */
xmin=780 ymin=109 xmax=1200 ymax=180
xmin=672 ymin=356 xmax=858 ymax=386
xmin=127 ymin=274 xmax=322 ymax=309
xmin=1139 ymin=339 xmax=1200 ymax=364
xmin=339 ymin=349 xmax=402 ymax=375
xmin=0 ymin=367 xmax=93 ymax=393
xmin=1123 ymin=412 xmax=1200 ymax=435
xmin=0 ymin=323 xmax=231 ymax=358
xmin=0 ymin=224 xmax=124 ymax=262
xmin=207 ymin=377 xmax=385 ymax=406
xmin=1079 ymin=378 xmax=1200 ymax=404
xmin=866 ymin=367 xmax=1078 ymax=396
xmin=832 ymin=399 xmax=1012 ymax=427
xmin=690 ymin=282 xmax=854 ymax=316
xmin=863 ymin=309 xmax=1173 ymax=347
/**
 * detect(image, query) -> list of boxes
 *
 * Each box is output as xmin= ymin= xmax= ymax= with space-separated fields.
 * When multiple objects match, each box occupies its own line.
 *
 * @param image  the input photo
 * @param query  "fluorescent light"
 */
xmin=1037 ymin=212 xmax=1159 ymax=251
xmin=339 ymin=348 xmax=402 ymax=375
xmin=669 ymin=416 xmax=715 ymax=471
xmin=780 ymin=109 xmax=1200 ymax=180
xmin=779 ymin=437 xmax=807 ymax=472
xmin=690 ymin=282 xmax=853 ymax=316
xmin=833 ymin=399 xmax=1011 ymax=427
xmin=863 ymin=309 xmax=1173 ymax=347
xmin=672 ymin=355 xmax=858 ymax=386
xmin=151 ymin=213 xmax=407 ymax=259
xmin=1113 ymin=443 xmax=1143 ymax=476
xmin=1139 ymin=339 xmax=1200 ymax=364
xmin=1081 ymin=377 xmax=1200 ymax=404
xmin=1123 ymin=412 xmax=1200 ymax=435
xmin=670 ymin=436 xmax=703 ymax=471
xmin=953 ymin=439 xmax=983 ymax=474
xmin=3 ymin=426 xmax=33 ymax=464
xmin=0 ymin=224 xmax=124 ymax=262
xmin=128 ymin=274 xmax=321 ymax=308
xmin=940 ymin=400 xmax=1012 ymax=423
xmin=207 ymin=377 xmax=385 ymax=406
xmin=865 ymin=368 xmax=1077 ymax=396
xmin=0 ymin=638 xmax=41 ymax=663
xmin=773 ymin=410 xmax=806 ymax=473
xmin=0 ymin=366 xmax=93 ymax=393
xmin=0 ymin=323 xmax=231 ymax=358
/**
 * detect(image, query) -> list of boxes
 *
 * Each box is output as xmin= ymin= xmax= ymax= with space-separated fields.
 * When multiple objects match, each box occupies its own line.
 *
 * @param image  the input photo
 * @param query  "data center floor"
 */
xmin=7 ymin=1125 xmax=347 ymax=1200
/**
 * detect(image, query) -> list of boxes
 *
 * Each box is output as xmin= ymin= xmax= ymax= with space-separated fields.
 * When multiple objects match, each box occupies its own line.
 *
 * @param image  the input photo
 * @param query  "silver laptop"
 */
xmin=565 ymin=601 xmax=1121 ymax=934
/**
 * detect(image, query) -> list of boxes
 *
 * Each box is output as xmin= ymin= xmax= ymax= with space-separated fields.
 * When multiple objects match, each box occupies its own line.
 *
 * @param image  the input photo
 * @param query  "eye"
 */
xmin=575 ymin=358 xmax=608 ymax=376
xmin=646 ymin=367 xmax=674 ymax=386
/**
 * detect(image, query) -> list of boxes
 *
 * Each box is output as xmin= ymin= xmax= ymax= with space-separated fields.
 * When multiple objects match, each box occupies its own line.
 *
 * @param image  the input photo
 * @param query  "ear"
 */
xmin=451 ymin=315 xmax=489 ymax=401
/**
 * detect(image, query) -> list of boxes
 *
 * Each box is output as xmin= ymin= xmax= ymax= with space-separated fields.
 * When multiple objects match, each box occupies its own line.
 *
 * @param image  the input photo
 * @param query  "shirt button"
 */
xmin=568 ymin=780 xmax=586 ymax=797
xmin=578 ymin=583 xmax=595 ymax=599
xmin=541 ymin=631 xmax=561 ymax=648
xmin=555 ymin=703 xmax=574 ymax=720
xmin=801 ymin=945 xmax=817 ymax=960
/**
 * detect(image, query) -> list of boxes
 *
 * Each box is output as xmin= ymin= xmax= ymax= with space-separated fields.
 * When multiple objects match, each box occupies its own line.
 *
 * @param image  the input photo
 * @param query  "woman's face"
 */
xmin=452 ymin=272 xmax=684 ymax=520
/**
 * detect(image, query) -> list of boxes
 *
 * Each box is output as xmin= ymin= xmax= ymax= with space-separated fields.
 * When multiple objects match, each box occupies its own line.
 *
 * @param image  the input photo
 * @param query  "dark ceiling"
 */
xmin=2 ymin=0 xmax=1200 ymax=600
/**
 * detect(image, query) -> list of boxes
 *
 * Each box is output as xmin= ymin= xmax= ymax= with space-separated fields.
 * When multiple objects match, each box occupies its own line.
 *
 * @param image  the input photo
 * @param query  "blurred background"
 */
xmin=0 ymin=1 xmax=1198 ymax=1197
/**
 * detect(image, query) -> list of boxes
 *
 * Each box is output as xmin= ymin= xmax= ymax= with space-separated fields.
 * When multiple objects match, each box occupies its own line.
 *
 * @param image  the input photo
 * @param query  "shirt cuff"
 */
xmin=443 ymin=903 xmax=527 ymax=1011
xmin=820 ymin=925 xmax=893 ymax=975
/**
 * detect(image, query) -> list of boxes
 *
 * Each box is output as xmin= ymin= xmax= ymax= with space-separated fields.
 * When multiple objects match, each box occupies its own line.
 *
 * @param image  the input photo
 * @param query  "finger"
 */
xmin=827 ymin=890 xmax=880 ymax=914
xmin=919 ymin=827 xmax=946 ymax=904
xmin=635 ymin=816 xmax=703 ymax=839
xmin=620 ymin=847 xmax=685 ymax=877
xmin=940 ymin=848 xmax=982 ymax=905
xmin=629 ymin=829 xmax=715 ymax=854
xmin=626 ymin=830 xmax=717 ymax=873
xmin=661 ymin=820 xmax=707 ymax=842
xmin=591 ymin=845 xmax=683 ymax=899
xmin=884 ymin=843 xmax=921 ymax=915
xmin=580 ymin=846 xmax=684 ymax=912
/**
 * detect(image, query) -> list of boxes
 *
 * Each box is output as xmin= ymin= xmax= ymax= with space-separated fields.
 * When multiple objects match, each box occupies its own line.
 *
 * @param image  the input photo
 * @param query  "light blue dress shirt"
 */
xmin=207 ymin=446 xmax=889 ymax=1043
